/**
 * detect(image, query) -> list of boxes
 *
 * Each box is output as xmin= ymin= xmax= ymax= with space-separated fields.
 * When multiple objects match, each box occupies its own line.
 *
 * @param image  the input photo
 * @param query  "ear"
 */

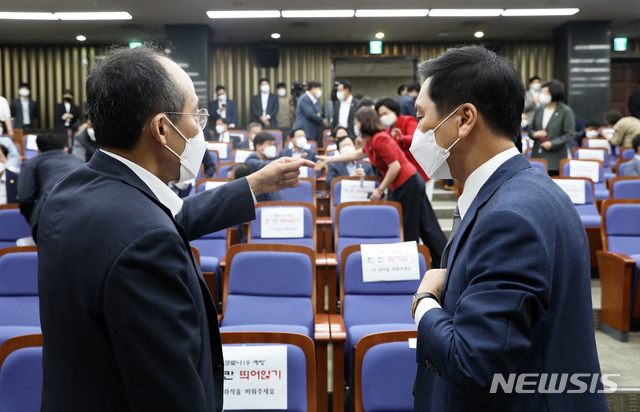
xmin=149 ymin=114 xmax=170 ymax=146
xmin=457 ymin=103 xmax=477 ymax=141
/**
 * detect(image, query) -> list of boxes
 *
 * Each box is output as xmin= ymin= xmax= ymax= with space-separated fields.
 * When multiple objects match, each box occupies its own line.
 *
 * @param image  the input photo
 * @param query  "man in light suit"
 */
xmin=623 ymin=134 xmax=640 ymax=176
xmin=332 ymin=80 xmax=360 ymax=136
xmin=10 ymin=82 xmax=39 ymax=131
xmin=209 ymin=85 xmax=238 ymax=128
xmin=411 ymin=46 xmax=608 ymax=411
xmin=292 ymin=80 xmax=327 ymax=142
xmin=38 ymin=46 xmax=313 ymax=412
xmin=251 ymin=78 xmax=279 ymax=127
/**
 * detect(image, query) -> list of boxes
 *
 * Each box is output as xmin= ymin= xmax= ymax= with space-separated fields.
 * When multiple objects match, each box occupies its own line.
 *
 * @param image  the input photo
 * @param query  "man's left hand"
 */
xmin=540 ymin=141 xmax=552 ymax=151
xmin=246 ymin=157 xmax=316 ymax=195
xmin=417 ymin=269 xmax=447 ymax=303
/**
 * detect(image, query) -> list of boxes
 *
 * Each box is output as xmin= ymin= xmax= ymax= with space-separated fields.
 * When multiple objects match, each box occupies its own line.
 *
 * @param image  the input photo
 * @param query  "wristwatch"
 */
xmin=411 ymin=292 xmax=440 ymax=319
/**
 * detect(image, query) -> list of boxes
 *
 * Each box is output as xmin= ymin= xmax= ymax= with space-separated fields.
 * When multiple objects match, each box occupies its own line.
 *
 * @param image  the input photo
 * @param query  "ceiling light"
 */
xmin=474 ymin=31 xmax=484 ymax=38
xmin=375 ymin=32 xmax=385 ymax=39
xmin=355 ymin=9 xmax=429 ymax=17
xmin=55 ymin=12 xmax=132 ymax=20
xmin=76 ymin=35 xmax=86 ymax=41
xmin=429 ymin=9 xmax=503 ymax=17
xmin=502 ymin=8 xmax=579 ymax=16
xmin=207 ymin=10 xmax=280 ymax=18
xmin=281 ymin=10 xmax=355 ymax=18
xmin=0 ymin=12 xmax=57 ymax=20
xmin=271 ymin=33 xmax=281 ymax=39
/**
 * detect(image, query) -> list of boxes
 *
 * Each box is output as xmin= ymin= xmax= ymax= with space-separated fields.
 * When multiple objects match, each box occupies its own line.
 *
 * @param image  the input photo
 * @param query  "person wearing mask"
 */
xmin=325 ymin=129 xmax=374 ymax=188
xmin=210 ymin=118 xmax=240 ymax=147
xmin=0 ymin=144 xmax=19 ymax=205
xmin=623 ymin=134 xmax=640 ymax=176
xmin=316 ymin=107 xmax=447 ymax=267
xmin=292 ymin=80 xmax=327 ymax=143
xmin=17 ymin=132 xmax=82 ymax=238
xmin=280 ymin=128 xmax=319 ymax=177
xmin=245 ymin=131 xmax=277 ymax=172
xmin=603 ymin=109 xmax=640 ymax=148
xmin=628 ymin=80 xmax=640 ymax=119
xmin=573 ymin=120 xmax=603 ymax=147
xmin=275 ymin=82 xmax=294 ymax=130
xmin=397 ymin=84 xmax=407 ymax=96
xmin=236 ymin=122 xmax=262 ymax=150
xmin=529 ymin=80 xmax=575 ymax=175
xmin=228 ymin=162 xmax=286 ymax=202
xmin=332 ymin=80 xmax=360 ymax=136
xmin=398 ymin=81 xmax=419 ymax=117
xmin=55 ymin=89 xmax=80 ymax=131
xmin=524 ymin=76 xmax=542 ymax=123
xmin=0 ymin=134 xmax=21 ymax=171
xmin=209 ymin=85 xmax=237 ymax=128
xmin=11 ymin=82 xmax=39 ymax=131
xmin=0 ymin=95 xmax=13 ymax=137
xmin=251 ymin=79 xmax=279 ymax=127
xmin=72 ymin=115 xmax=99 ymax=162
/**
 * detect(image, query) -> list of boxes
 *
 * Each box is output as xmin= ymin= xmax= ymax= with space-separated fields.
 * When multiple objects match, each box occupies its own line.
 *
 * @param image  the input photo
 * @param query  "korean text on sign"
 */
xmin=361 ymin=241 xmax=420 ymax=282
xmin=260 ymin=207 xmax=304 ymax=238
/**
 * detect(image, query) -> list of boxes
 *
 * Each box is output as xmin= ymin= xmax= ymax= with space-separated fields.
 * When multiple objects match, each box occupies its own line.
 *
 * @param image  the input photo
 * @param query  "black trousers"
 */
xmin=391 ymin=172 xmax=447 ymax=268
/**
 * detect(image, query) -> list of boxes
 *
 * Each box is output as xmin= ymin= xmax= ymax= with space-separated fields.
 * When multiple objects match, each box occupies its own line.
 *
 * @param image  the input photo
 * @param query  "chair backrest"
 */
xmin=280 ymin=178 xmax=316 ymax=206
xmin=551 ymin=177 xmax=596 ymax=205
xmin=249 ymin=202 xmax=317 ymax=251
xmin=190 ymin=229 xmax=228 ymax=261
xmin=0 ymin=333 xmax=43 ymax=412
xmin=617 ymin=158 xmax=631 ymax=176
xmin=609 ymin=177 xmax=640 ymax=200
xmin=524 ymin=148 xmax=532 ymax=159
xmin=620 ymin=147 xmax=635 ymax=160
xmin=207 ymin=149 xmax=219 ymax=166
xmin=528 ymin=158 xmax=548 ymax=174
xmin=601 ymin=199 xmax=640 ymax=256
xmin=0 ymin=247 xmax=38 ymax=296
xmin=330 ymin=176 xmax=383 ymax=217
xmin=195 ymin=178 xmax=227 ymax=193
xmin=208 ymin=142 xmax=232 ymax=160
xmin=221 ymin=331 xmax=316 ymax=412
xmin=583 ymin=138 xmax=611 ymax=154
xmin=23 ymin=135 xmax=38 ymax=160
xmin=572 ymin=147 xmax=610 ymax=168
xmin=231 ymin=149 xmax=253 ymax=163
xmin=216 ymin=162 xmax=234 ymax=178
xmin=335 ymin=201 xmax=403 ymax=256
xmin=354 ymin=331 xmax=417 ymax=412
xmin=263 ymin=130 xmax=283 ymax=151
xmin=0 ymin=205 xmax=31 ymax=247
xmin=560 ymin=159 xmax=605 ymax=183
xmin=228 ymin=130 xmax=248 ymax=142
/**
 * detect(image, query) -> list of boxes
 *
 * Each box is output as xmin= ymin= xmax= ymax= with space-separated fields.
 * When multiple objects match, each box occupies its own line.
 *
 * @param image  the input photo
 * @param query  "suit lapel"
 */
xmin=544 ymin=104 xmax=562 ymax=130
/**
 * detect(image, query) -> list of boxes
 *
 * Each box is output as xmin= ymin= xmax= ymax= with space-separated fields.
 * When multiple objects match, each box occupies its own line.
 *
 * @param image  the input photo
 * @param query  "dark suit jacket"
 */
xmin=251 ymin=93 xmax=279 ymax=127
xmin=55 ymin=102 xmax=81 ymax=130
xmin=331 ymin=98 xmax=360 ymax=136
xmin=415 ymin=155 xmax=608 ymax=411
xmin=38 ymin=150 xmax=256 ymax=411
xmin=71 ymin=127 xmax=98 ymax=162
xmin=17 ymin=150 xmax=82 ymax=236
xmin=10 ymin=98 xmax=39 ymax=129
xmin=623 ymin=157 xmax=640 ymax=176
xmin=235 ymin=140 xmax=252 ymax=150
xmin=325 ymin=161 xmax=375 ymax=188
xmin=629 ymin=91 xmax=640 ymax=119
xmin=245 ymin=152 xmax=271 ymax=172
xmin=279 ymin=148 xmax=320 ymax=177
xmin=4 ymin=169 xmax=18 ymax=203
xmin=529 ymin=102 xmax=575 ymax=171
xmin=208 ymin=99 xmax=238 ymax=127
xmin=256 ymin=191 xmax=286 ymax=202
xmin=398 ymin=94 xmax=416 ymax=117
xmin=293 ymin=94 xmax=324 ymax=141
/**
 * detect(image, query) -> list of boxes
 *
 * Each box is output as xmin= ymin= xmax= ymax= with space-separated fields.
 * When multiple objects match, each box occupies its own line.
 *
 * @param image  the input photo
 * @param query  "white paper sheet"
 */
xmin=208 ymin=143 xmax=229 ymax=159
xmin=578 ymin=149 xmax=605 ymax=162
xmin=205 ymin=181 xmax=226 ymax=191
xmin=340 ymin=180 xmax=376 ymax=203
xmin=25 ymin=135 xmax=38 ymax=151
xmin=554 ymin=179 xmax=586 ymax=205
xmin=222 ymin=345 xmax=288 ymax=410
xmin=569 ymin=160 xmax=600 ymax=183
xmin=299 ymin=166 xmax=309 ymax=178
xmin=234 ymin=150 xmax=252 ymax=163
xmin=408 ymin=338 xmax=417 ymax=349
xmin=361 ymin=241 xmax=420 ymax=283
xmin=260 ymin=207 xmax=304 ymax=238
xmin=585 ymin=139 xmax=611 ymax=154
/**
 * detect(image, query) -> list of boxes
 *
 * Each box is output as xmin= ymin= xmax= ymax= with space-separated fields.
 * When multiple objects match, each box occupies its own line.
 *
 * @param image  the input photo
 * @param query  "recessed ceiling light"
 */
xmin=355 ymin=9 xmax=429 ymax=17
xmin=281 ymin=10 xmax=355 ymax=18
xmin=0 ymin=12 xmax=57 ymax=20
xmin=271 ymin=33 xmax=281 ymax=39
xmin=502 ymin=8 xmax=579 ymax=16
xmin=474 ymin=31 xmax=485 ymax=38
xmin=375 ymin=32 xmax=385 ymax=39
xmin=76 ymin=35 xmax=87 ymax=41
xmin=207 ymin=10 xmax=280 ymax=18
xmin=429 ymin=9 xmax=503 ymax=17
xmin=55 ymin=12 xmax=132 ymax=20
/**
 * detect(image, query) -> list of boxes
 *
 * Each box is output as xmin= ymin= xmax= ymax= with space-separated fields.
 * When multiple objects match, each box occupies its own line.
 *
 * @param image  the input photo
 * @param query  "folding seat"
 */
xmin=0 ymin=332 xmax=43 ymax=412
xmin=609 ymin=177 xmax=640 ymax=199
xmin=280 ymin=178 xmax=316 ymax=206
xmin=0 ymin=206 xmax=31 ymax=251
xmin=596 ymin=199 xmax=640 ymax=342
xmin=0 ymin=247 xmax=39 ymax=327
xmin=560 ymin=159 xmax=609 ymax=200
xmin=216 ymin=162 xmax=234 ymax=178
xmin=620 ymin=147 xmax=635 ymax=160
xmin=207 ymin=142 xmax=232 ymax=162
xmin=571 ymin=147 xmax=615 ymax=181
xmin=248 ymin=202 xmax=316 ymax=251
xmin=528 ymin=158 xmax=548 ymax=174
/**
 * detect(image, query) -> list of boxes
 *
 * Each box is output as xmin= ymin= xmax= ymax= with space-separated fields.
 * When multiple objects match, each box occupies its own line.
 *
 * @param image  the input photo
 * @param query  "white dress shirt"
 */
xmin=218 ymin=132 xmax=230 ymax=143
xmin=64 ymin=102 xmax=72 ymax=126
xmin=338 ymin=95 xmax=352 ymax=128
xmin=414 ymin=147 xmax=520 ymax=326
xmin=0 ymin=171 xmax=7 ymax=205
xmin=346 ymin=161 xmax=357 ymax=176
xmin=542 ymin=107 xmax=555 ymax=129
xmin=0 ymin=97 xmax=10 ymax=122
xmin=261 ymin=93 xmax=270 ymax=118
xmin=635 ymin=154 xmax=640 ymax=162
xmin=21 ymin=98 xmax=31 ymax=125
xmin=305 ymin=90 xmax=318 ymax=105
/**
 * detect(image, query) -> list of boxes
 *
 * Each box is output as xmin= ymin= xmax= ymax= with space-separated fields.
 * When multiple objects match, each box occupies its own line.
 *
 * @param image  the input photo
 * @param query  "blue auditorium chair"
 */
xmin=195 ymin=178 xmax=227 ymax=194
xmin=216 ymin=162 xmax=234 ymax=178
xmin=528 ymin=158 xmax=548 ymax=174
xmin=330 ymin=176 xmax=382 ymax=219
xmin=0 ymin=206 xmax=32 ymax=251
xmin=620 ymin=147 xmax=635 ymax=160
xmin=230 ymin=149 xmax=253 ymax=163
xmin=609 ymin=177 xmax=640 ymax=199
xmin=207 ymin=142 xmax=231 ymax=162
xmin=560 ymin=159 xmax=609 ymax=200
xmin=571 ymin=147 xmax=615 ymax=181
xmin=248 ymin=202 xmax=316 ymax=251
xmin=0 ymin=247 xmax=39 ymax=327
xmin=263 ymin=129 xmax=283 ymax=151
xmin=280 ymin=178 xmax=316 ymax=206
xmin=0 ymin=333 xmax=43 ymax=412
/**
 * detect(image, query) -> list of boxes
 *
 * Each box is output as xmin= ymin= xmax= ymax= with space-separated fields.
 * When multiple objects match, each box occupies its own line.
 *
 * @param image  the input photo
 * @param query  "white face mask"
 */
xmin=87 ymin=127 xmax=96 ymax=141
xmin=409 ymin=105 xmax=463 ymax=180
xmin=218 ymin=94 xmax=227 ymax=102
xmin=314 ymin=89 xmax=322 ymax=99
xmin=0 ymin=162 xmax=5 ymax=174
xmin=261 ymin=85 xmax=270 ymax=93
xmin=339 ymin=145 xmax=355 ymax=155
xmin=162 ymin=115 xmax=209 ymax=184
xmin=295 ymin=137 xmax=307 ymax=149
xmin=19 ymin=89 xmax=30 ymax=97
xmin=215 ymin=125 xmax=226 ymax=134
xmin=354 ymin=124 xmax=361 ymax=137
xmin=336 ymin=91 xmax=345 ymax=101
xmin=586 ymin=130 xmax=599 ymax=138
xmin=277 ymin=89 xmax=286 ymax=97
xmin=538 ymin=93 xmax=552 ymax=106
xmin=531 ymin=83 xmax=541 ymax=92
xmin=521 ymin=119 xmax=529 ymax=128
xmin=380 ymin=113 xmax=398 ymax=128
xmin=262 ymin=145 xmax=276 ymax=159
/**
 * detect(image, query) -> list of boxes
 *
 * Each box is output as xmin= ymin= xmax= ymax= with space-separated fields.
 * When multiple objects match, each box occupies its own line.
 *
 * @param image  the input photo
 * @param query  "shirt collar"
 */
xmin=0 ymin=170 xmax=5 ymax=184
xmin=305 ymin=90 xmax=317 ymax=104
xmin=635 ymin=154 xmax=640 ymax=162
xmin=457 ymin=147 xmax=520 ymax=220
xmin=100 ymin=149 xmax=183 ymax=217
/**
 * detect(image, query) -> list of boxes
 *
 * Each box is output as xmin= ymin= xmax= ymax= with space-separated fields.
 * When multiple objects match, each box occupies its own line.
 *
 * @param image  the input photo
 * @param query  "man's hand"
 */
xmin=417 ymin=269 xmax=447 ymax=303
xmin=246 ymin=157 xmax=316 ymax=195
xmin=532 ymin=130 xmax=547 ymax=139
xmin=323 ymin=118 xmax=329 ymax=127
xmin=540 ymin=141 xmax=553 ymax=151
xmin=354 ymin=136 xmax=363 ymax=148
xmin=352 ymin=166 xmax=365 ymax=177
xmin=314 ymin=155 xmax=330 ymax=171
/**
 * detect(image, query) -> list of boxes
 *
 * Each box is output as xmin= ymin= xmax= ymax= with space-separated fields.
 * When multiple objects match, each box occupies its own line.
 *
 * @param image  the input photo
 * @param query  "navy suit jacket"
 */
xmin=398 ymin=94 xmax=416 ymax=118
xmin=245 ymin=152 xmax=271 ymax=172
xmin=325 ymin=161 xmax=375 ymax=188
xmin=55 ymin=102 xmax=81 ymax=130
xmin=623 ymin=157 xmax=640 ymax=176
xmin=38 ymin=150 xmax=256 ymax=411
xmin=208 ymin=99 xmax=238 ymax=127
xmin=414 ymin=155 xmax=608 ymax=411
xmin=235 ymin=140 xmax=252 ymax=150
xmin=331 ymin=98 xmax=360 ymax=136
xmin=293 ymin=94 xmax=324 ymax=141
xmin=4 ymin=169 xmax=18 ymax=203
xmin=251 ymin=93 xmax=279 ymax=127
xmin=10 ymin=98 xmax=39 ymax=129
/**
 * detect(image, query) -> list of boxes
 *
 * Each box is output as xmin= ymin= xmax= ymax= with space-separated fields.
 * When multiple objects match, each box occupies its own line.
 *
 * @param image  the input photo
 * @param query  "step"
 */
xmin=432 ymin=188 xmax=456 ymax=203
xmin=432 ymin=201 xmax=456 ymax=219
xmin=437 ymin=218 xmax=453 ymax=239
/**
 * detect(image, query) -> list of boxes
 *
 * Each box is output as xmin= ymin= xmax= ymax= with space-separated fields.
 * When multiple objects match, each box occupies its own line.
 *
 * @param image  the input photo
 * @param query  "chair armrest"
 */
xmin=316 ymin=217 xmax=332 ymax=225
xmin=217 ymin=314 xmax=223 ymax=326
xmin=597 ymin=250 xmax=635 ymax=265
xmin=315 ymin=313 xmax=331 ymax=342
xmin=219 ymin=256 xmax=226 ymax=268
xmin=328 ymin=314 xmax=346 ymax=342
xmin=596 ymin=250 xmax=636 ymax=337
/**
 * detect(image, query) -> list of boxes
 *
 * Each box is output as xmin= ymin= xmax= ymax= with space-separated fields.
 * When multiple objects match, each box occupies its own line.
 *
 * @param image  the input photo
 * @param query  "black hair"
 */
xmin=586 ymin=119 xmax=603 ymax=129
xmin=36 ymin=132 xmax=67 ymax=152
xmin=542 ymin=80 xmax=565 ymax=102
xmin=289 ymin=128 xmax=304 ymax=139
xmin=86 ymin=45 xmax=185 ymax=150
xmin=259 ymin=78 xmax=270 ymax=85
xmin=216 ymin=117 xmax=229 ymax=125
xmin=215 ymin=85 xmax=226 ymax=92
xmin=375 ymin=97 xmax=401 ymax=116
xmin=276 ymin=82 xmax=286 ymax=89
xmin=339 ymin=80 xmax=352 ymax=91
xmin=306 ymin=81 xmax=322 ymax=90
xmin=418 ymin=45 xmax=524 ymax=142
xmin=529 ymin=76 xmax=541 ymax=84
xmin=357 ymin=98 xmax=375 ymax=109
xmin=332 ymin=125 xmax=349 ymax=139
xmin=406 ymin=81 xmax=420 ymax=93
xmin=229 ymin=162 xmax=252 ymax=179
xmin=604 ymin=109 xmax=623 ymax=126
xmin=397 ymin=84 xmax=407 ymax=96
xmin=336 ymin=135 xmax=354 ymax=149
xmin=0 ymin=144 xmax=8 ymax=158
xmin=62 ymin=89 xmax=73 ymax=96
xmin=19 ymin=82 xmax=30 ymax=90
xmin=633 ymin=134 xmax=640 ymax=153
xmin=253 ymin=131 xmax=275 ymax=148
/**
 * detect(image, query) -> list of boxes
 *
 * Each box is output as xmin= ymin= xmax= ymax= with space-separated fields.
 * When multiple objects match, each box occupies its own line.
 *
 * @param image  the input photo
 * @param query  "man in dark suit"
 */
xmin=0 ymin=143 xmax=18 ymax=205
xmin=251 ymin=78 xmax=279 ymax=127
xmin=279 ymin=128 xmax=320 ymax=178
xmin=17 ymin=132 xmax=82 ymax=239
xmin=210 ymin=117 xmax=241 ymax=148
xmin=235 ymin=122 xmax=262 ymax=150
xmin=245 ymin=131 xmax=277 ymax=172
xmin=227 ymin=163 xmax=286 ymax=202
xmin=411 ymin=46 xmax=608 ymax=411
xmin=332 ymin=80 xmax=360 ymax=136
xmin=55 ymin=89 xmax=81 ymax=131
xmin=398 ymin=81 xmax=419 ymax=118
xmin=325 ymin=134 xmax=374 ymax=188
xmin=209 ymin=85 xmax=238 ymax=128
xmin=37 ymin=46 xmax=314 ymax=412
xmin=10 ymin=82 xmax=39 ymax=131
xmin=292 ymin=80 xmax=327 ymax=142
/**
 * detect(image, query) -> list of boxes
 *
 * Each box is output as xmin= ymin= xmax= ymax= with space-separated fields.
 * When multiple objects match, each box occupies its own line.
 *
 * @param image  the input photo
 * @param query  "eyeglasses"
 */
xmin=164 ymin=108 xmax=210 ymax=130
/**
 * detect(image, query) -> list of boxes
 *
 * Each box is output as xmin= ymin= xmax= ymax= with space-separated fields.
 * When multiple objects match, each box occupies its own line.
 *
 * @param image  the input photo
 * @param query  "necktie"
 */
xmin=440 ymin=205 xmax=461 ymax=269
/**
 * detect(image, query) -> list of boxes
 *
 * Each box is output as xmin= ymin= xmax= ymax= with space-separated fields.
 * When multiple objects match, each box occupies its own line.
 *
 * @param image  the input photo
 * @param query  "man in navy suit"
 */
xmin=0 ymin=143 xmax=18 ymax=204
xmin=398 ymin=81 xmax=419 ymax=118
xmin=37 ymin=46 xmax=313 ymax=412
xmin=292 ymin=80 xmax=327 ymax=142
xmin=251 ymin=78 xmax=279 ymax=127
xmin=208 ymin=85 xmax=237 ymax=128
xmin=325 ymin=134 xmax=374 ymax=188
xmin=279 ymin=128 xmax=320 ymax=178
xmin=10 ymin=82 xmax=39 ymax=131
xmin=411 ymin=46 xmax=608 ymax=411
xmin=245 ymin=131 xmax=277 ymax=173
